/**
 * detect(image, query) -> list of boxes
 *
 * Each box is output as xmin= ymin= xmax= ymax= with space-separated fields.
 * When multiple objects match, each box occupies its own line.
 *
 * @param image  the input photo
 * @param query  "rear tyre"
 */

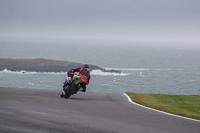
xmin=64 ymin=83 xmax=76 ymax=98
xmin=60 ymin=92 xmax=64 ymax=98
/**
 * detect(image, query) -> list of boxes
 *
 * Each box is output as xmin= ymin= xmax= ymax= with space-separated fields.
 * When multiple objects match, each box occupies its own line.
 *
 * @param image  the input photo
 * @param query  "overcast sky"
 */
xmin=0 ymin=0 xmax=200 ymax=46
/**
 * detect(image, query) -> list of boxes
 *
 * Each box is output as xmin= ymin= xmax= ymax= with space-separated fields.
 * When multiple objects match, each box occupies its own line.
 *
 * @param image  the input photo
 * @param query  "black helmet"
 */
xmin=83 ymin=64 xmax=89 ymax=68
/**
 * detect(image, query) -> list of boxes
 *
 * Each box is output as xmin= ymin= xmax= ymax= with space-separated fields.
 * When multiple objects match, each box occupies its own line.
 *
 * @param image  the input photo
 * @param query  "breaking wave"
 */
xmin=104 ymin=67 xmax=149 ymax=71
xmin=0 ymin=68 xmax=128 ymax=76
xmin=104 ymin=67 xmax=183 ymax=71
xmin=0 ymin=68 xmax=66 ymax=75
xmin=90 ymin=70 xmax=128 ymax=76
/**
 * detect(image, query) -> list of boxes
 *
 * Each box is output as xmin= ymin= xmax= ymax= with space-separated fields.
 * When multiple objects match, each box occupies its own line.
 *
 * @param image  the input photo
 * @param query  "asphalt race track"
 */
xmin=0 ymin=87 xmax=199 ymax=133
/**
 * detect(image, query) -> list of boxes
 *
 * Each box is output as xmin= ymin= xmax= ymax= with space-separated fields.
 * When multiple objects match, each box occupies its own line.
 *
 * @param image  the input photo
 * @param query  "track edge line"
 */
xmin=123 ymin=93 xmax=200 ymax=123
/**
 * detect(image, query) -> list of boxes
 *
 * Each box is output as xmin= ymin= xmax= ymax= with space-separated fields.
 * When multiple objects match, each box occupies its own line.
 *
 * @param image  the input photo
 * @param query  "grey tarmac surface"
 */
xmin=0 ymin=87 xmax=199 ymax=133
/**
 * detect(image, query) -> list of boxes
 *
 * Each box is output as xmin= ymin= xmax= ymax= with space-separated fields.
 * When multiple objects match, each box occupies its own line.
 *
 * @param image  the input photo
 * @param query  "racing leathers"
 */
xmin=69 ymin=67 xmax=90 ymax=92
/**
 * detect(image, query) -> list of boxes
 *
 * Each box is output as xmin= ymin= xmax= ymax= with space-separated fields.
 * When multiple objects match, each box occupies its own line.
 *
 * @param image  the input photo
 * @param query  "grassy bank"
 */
xmin=126 ymin=92 xmax=200 ymax=120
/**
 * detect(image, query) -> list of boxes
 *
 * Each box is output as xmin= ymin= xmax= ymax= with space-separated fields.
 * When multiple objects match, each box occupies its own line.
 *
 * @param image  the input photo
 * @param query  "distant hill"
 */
xmin=0 ymin=58 xmax=121 ymax=73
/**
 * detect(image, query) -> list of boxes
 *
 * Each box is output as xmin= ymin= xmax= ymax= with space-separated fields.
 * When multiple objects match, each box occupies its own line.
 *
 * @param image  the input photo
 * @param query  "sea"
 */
xmin=0 ymin=41 xmax=200 ymax=95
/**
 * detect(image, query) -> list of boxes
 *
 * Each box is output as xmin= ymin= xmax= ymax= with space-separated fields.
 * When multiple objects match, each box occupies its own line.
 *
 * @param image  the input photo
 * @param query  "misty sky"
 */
xmin=0 ymin=0 xmax=200 ymax=46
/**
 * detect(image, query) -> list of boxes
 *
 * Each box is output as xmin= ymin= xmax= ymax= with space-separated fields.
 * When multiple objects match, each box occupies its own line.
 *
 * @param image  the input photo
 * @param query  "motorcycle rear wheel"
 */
xmin=64 ymin=83 xmax=76 ymax=98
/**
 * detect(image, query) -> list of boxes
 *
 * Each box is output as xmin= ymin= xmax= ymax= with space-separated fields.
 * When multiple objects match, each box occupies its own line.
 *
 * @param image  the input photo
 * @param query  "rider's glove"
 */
xmin=68 ymin=70 xmax=74 ymax=74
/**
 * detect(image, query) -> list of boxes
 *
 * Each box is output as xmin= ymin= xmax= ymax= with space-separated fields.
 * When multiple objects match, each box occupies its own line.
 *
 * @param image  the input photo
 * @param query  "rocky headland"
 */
xmin=0 ymin=58 xmax=121 ymax=73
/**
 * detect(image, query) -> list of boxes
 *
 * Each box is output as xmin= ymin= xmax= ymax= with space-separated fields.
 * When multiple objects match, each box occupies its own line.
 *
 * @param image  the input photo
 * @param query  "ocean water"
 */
xmin=0 ymin=42 xmax=200 ymax=95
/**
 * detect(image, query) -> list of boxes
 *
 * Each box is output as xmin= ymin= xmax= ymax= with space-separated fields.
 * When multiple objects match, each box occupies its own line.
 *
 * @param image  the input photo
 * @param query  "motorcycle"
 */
xmin=60 ymin=73 xmax=83 ymax=98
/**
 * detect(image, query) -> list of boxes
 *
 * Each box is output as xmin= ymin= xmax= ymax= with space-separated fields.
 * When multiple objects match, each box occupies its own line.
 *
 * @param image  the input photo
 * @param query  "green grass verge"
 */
xmin=125 ymin=92 xmax=200 ymax=120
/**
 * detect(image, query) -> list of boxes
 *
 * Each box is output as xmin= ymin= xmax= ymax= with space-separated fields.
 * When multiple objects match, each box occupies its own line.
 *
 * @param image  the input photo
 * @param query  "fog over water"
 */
xmin=0 ymin=0 xmax=200 ymax=46
xmin=1 ymin=43 xmax=200 ymax=95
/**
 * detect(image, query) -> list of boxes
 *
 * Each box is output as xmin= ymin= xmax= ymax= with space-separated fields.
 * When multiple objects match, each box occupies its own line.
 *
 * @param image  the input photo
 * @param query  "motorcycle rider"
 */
xmin=66 ymin=64 xmax=90 ymax=92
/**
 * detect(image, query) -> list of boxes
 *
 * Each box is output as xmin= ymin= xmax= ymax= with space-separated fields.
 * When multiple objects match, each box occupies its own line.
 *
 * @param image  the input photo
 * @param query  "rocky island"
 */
xmin=0 ymin=58 xmax=121 ymax=73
